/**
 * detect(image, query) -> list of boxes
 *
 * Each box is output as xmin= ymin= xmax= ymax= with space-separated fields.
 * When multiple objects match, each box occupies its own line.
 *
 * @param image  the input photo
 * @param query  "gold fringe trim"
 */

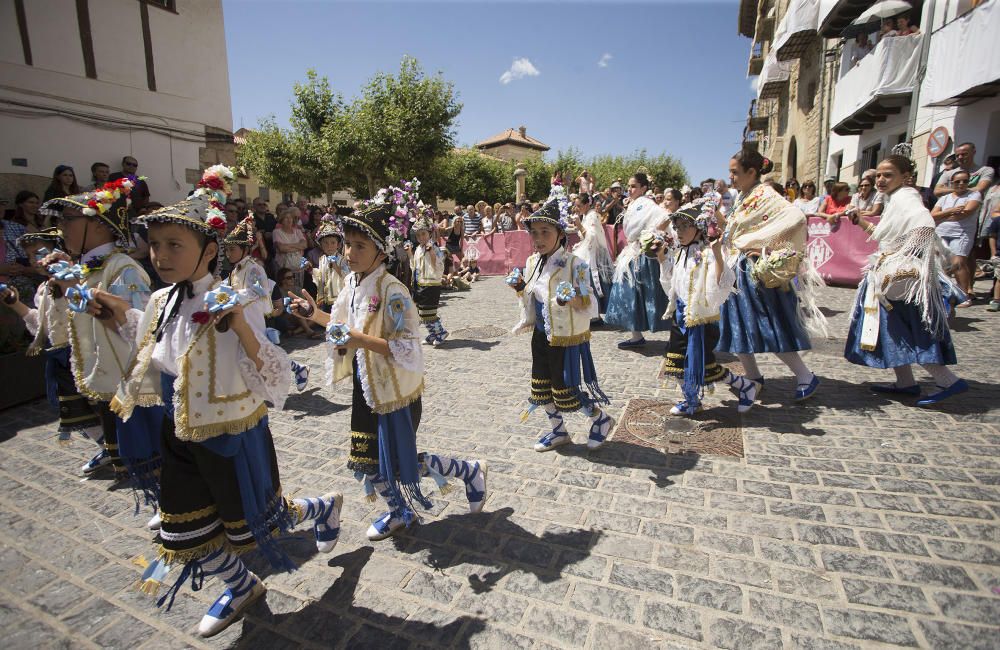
xmin=684 ymin=314 xmax=721 ymax=327
xmin=175 ymin=404 xmax=269 ymax=443
xmin=370 ymin=380 xmax=425 ymax=416
xmin=154 ymin=532 xmax=229 ymax=567
xmin=160 ymin=504 xmax=218 ymax=524
xmin=437 ymin=483 xmax=455 ymax=496
xmin=108 ymin=396 xmax=126 ymax=418
xmin=550 ymin=331 xmax=592 ymax=347
xmin=364 ymin=492 xmax=378 ymax=504
xmin=134 ymin=393 xmax=163 ymax=407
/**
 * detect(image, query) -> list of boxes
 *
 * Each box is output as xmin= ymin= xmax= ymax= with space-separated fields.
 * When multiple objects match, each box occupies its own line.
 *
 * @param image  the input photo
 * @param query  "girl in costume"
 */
xmin=605 ymin=173 xmax=671 ymax=348
xmin=310 ymin=216 xmax=350 ymax=312
xmin=572 ymin=192 xmax=614 ymax=321
xmin=106 ymin=166 xmax=343 ymax=638
xmin=845 ymin=152 xmax=968 ymax=406
xmin=653 ymin=199 xmax=760 ymax=415
xmin=223 ymin=216 xmax=310 ymax=392
xmin=718 ymin=149 xmax=827 ymax=401
xmin=1 ymin=228 xmax=102 ymax=444
xmin=508 ymin=192 xmax=614 ymax=452
xmin=286 ymin=183 xmax=487 ymax=542
xmin=38 ymin=180 xmax=164 ymax=513
xmin=411 ymin=210 xmax=449 ymax=345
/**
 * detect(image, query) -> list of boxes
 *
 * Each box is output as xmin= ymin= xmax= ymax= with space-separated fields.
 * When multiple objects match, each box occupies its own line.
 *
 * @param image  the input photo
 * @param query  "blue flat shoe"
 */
xmin=916 ymin=379 xmax=969 ymax=407
xmin=617 ymin=337 xmax=647 ymax=349
xmin=795 ymin=374 xmax=820 ymax=401
xmin=870 ymin=383 xmax=921 ymax=396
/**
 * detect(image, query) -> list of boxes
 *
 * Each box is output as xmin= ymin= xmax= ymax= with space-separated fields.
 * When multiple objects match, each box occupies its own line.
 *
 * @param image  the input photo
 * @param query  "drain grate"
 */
xmin=448 ymin=326 xmax=509 ymax=340
xmin=611 ymin=398 xmax=744 ymax=458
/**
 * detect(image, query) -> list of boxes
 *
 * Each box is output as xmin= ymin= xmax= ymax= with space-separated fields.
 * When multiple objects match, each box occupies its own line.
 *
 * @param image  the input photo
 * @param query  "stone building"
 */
xmin=0 ymin=0 xmax=234 ymax=206
xmin=474 ymin=126 xmax=549 ymax=163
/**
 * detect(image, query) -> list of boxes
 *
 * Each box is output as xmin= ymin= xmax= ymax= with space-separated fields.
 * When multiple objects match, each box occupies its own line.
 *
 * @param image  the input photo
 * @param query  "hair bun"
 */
xmin=761 ymin=157 xmax=774 ymax=174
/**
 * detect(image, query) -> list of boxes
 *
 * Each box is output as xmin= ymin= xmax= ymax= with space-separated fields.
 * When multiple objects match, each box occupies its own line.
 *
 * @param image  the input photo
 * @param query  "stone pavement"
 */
xmin=1 ymin=277 xmax=999 ymax=649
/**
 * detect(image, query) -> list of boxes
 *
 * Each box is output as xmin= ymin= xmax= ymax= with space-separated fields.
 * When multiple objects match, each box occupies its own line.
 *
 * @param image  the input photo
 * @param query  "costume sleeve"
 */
xmin=107 ymin=266 xmax=152 ymax=310
xmin=383 ymin=287 xmax=422 ymax=373
xmin=237 ymin=328 xmax=291 ymax=410
xmin=22 ymin=283 xmax=46 ymax=336
xmin=659 ymin=251 xmax=675 ymax=295
xmin=118 ymin=308 xmax=145 ymax=346
xmin=236 ymin=264 xmax=270 ymax=311
xmin=705 ymin=254 xmax=737 ymax=311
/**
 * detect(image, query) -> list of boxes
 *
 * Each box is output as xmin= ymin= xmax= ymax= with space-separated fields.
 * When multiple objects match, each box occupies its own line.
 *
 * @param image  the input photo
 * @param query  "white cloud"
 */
xmin=750 ymin=76 xmax=759 ymax=94
xmin=597 ymin=53 xmax=613 ymax=68
xmin=499 ymin=57 xmax=540 ymax=85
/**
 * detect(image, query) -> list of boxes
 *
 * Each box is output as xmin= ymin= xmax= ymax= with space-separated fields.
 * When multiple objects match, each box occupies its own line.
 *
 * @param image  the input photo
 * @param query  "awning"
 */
xmin=758 ymin=50 xmax=792 ymax=100
xmin=923 ymin=0 xmax=1000 ymax=107
xmin=831 ymin=32 xmax=922 ymax=135
xmin=818 ymin=0 xmax=884 ymax=37
xmin=773 ymin=0 xmax=821 ymax=60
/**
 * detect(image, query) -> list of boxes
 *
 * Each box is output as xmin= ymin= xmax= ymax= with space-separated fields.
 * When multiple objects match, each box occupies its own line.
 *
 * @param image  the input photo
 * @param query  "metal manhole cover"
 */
xmin=611 ymin=398 xmax=744 ymax=458
xmin=449 ymin=326 xmax=509 ymax=340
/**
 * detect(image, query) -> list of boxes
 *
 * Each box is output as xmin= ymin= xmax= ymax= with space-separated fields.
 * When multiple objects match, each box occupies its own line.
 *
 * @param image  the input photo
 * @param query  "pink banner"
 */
xmin=456 ymin=226 xmax=624 ymax=276
xmin=805 ymin=216 xmax=880 ymax=286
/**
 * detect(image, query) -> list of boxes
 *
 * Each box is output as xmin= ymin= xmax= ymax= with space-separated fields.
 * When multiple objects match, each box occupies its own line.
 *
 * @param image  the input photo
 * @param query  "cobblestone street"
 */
xmin=1 ymin=277 xmax=999 ymax=649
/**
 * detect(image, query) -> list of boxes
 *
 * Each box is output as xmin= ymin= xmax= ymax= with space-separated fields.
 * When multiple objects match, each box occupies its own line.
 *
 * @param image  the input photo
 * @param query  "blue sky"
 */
xmin=223 ymin=0 xmax=755 ymax=184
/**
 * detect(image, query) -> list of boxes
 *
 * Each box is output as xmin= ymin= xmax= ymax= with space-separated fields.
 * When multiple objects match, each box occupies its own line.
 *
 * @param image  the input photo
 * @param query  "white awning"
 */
xmin=923 ymin=0 xmax=1000 ymax=107
xmin=819 ymin=0 xmax=888 ymax=37
xmin=758 ymin=49 xmax=792 ymax=99
xmin=773 ymin=0 xmax=821 ymax=60
xmin=831 ymin=32 xmax=922 ymax=134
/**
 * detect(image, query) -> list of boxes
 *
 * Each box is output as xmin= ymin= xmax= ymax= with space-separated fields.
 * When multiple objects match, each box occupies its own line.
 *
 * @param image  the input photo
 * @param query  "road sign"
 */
xmin=927 ymin=126 xmax=950 ymax=158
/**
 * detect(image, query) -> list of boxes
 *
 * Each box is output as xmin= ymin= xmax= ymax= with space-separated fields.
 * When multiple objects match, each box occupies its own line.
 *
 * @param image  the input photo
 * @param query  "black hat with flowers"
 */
xmin=17 ymin=227 xmax=65 ymax=251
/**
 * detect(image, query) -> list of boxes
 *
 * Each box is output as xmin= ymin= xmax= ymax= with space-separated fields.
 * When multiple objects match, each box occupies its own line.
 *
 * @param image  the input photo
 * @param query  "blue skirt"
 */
xmin=844 ymin=279 xmax=957 ymax=368
xmin=717 ymin=254 xmax=811 ymax=354
xmin=605 ymin=255 xmax=670 ymax=332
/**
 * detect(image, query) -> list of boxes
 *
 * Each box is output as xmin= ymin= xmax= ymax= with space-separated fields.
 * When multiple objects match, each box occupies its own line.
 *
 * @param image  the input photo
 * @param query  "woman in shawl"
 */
xmin=718 ymin=149 xmax=827 ymax=402
xmin=572 ymin=192 xmax=614 ymax=321
xmin=845 ymin=154 xmax=967 ymax=406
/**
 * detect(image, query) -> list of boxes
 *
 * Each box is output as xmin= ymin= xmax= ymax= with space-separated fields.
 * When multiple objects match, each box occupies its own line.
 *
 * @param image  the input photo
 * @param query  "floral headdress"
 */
xmin=314 ymin=215 xmax=344 ymax=242
xmin=523 ymin=184 xmax=572 ymax=231
xmin=39 ymin=176 xmax=141 ymax=248
xmin=412 ymin=207 xmax=437 ymax=233
xmin=138 ymin=165 xmax=234 ymax=238
xmin=342 ymin=177 xmax=421 ymax=254
xmin=670 ymin=197 xmax=720 ymax=234
xmin=222 ymin=215 xmax=256 ymax=248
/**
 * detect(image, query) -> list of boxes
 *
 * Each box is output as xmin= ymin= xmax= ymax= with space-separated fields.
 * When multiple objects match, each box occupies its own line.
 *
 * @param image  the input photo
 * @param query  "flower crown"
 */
xmin=83 ymin=176 xmax=143 ymax=217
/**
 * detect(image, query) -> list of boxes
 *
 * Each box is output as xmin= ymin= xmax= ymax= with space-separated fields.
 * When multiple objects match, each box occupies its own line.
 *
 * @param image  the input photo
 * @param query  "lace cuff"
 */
xmin=238 ymin=334 xmax=291 ymax=410
xmin=116 ymin=308 xmax=144 ymax=346
xmin=23 ymin=309 xmax=41 ymax=337
xmin=387 ymin=337 xmax=422 ymax=373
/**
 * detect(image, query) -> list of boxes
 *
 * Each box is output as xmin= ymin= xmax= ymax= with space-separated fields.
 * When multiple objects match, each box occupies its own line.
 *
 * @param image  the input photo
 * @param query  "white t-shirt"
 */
xmin=934 ymin=191 xmax=982 ymax=238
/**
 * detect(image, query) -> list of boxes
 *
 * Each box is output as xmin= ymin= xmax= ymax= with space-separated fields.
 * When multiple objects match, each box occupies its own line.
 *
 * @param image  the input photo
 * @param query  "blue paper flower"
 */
xmin=387 ymin=295 xmax=410 ymax=332
xmin=205 ymin=284 xmax=239 ymax=314
xmin=66 ymin=285 xmax=92 ymax=313
xmin=250 ymin=280 xmax=268 ymax=298
xmin=505 ymin=267 xmax=523 ymax=286
xmin=555 ymin=281 xmax=576 ymax=303
xmin=554 ymin=257 xmax=567 ymax=268
xmin=326 ymin=322 xmax=351 ymax=346
xmin=283 ymin=297 xmax=293 ymax=314
xmin=299 ymin=256 xmax=310 ymax=269
xmin=51 ymin=262 xmax=83 ymax=281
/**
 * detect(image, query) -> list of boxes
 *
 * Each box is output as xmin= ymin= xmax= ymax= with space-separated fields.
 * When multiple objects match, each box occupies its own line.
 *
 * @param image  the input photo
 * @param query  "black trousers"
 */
xmin=92 ymin=401 xmax=125 ymax=473
xmin=660 ymin=321 xmax=727 ymax=384
xmin=530 ymin=327 xmax=586 ymax=413
xmin=348 ymin=356 xmax=422 ymax=475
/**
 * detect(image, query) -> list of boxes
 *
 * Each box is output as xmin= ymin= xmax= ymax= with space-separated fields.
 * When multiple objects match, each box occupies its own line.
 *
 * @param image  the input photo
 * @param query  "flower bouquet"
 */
xmin=555 ymin=281 xmax=576 ymax=306
xmin=505 ymin=267 xmax=525 ymax=292
xmin=639 ymin=229 xmax=673 ymax=258
xmin=750 ymin=247 xmax=801 ymax=289
xmin=327 ymin=322 xmax=351 ymax=356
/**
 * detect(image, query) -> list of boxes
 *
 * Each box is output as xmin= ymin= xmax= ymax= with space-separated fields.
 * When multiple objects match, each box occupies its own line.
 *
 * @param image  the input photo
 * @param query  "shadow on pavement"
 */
xmin=390 ymin=506 xmax=602 ymax=595
xmin=234 ymin=546 xmax=487 ymax=649
xmin=282 ymin=388 xmax=349 ymax=420
xmin=555 ymin=440 xmax=701 ymax=488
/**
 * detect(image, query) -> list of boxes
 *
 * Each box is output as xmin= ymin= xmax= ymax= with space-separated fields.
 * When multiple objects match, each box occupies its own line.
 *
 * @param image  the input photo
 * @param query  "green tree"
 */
xmin=326 ymin=56 xmax=462 ymax=197
xmin=237 ymin=70 xmax=348 ymax=200
xmin=423 ymin=149 xmax=512 ymax=205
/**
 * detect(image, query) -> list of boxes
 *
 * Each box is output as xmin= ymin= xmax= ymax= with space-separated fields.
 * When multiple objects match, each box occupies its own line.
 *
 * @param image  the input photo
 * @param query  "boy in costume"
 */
xmin=107 ymin=166 xmax=343 ymax=637
xmin=287 ymin=182 xmax=487 ymax=541
xmin=411 ymin=210 xmax=448 ymax=345
xmin=508 ymin=188 xmax=614 ymax=452
xmin=653 ymin=199 xmax=759 ymax=415
xmin=1 ymin=228 xmax=102 ymax=444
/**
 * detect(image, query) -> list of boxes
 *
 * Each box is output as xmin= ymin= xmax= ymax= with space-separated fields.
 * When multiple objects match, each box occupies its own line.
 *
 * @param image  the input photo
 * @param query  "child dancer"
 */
xmin=508 ymin=196 xmax=614 ymax=452
xmin=223 ymin=217 xmax=310 ymax=392
xmin=311 ymin=216 xmax=350 ymax=312
xmin=38 ymin=179 xmax=164 ymax=498
xmin=572 ymin=192 xmax=614 ymax=321
xmin=654 ymin=200 xmax=759 ymax=415
xmin=845 ymin=151 xmax=968 ymax=405
xmin=411 ymin=211 xmax=448 ymax=345
xmin=718 ymin=149 xmax=827 ymax=401
xmin=286 ymin=186 xmax=487 ymax=542
xmin=1 ymin=228 xmax=102 ymax=444
xmin=107 ymin=166 xmax=343 ymax=637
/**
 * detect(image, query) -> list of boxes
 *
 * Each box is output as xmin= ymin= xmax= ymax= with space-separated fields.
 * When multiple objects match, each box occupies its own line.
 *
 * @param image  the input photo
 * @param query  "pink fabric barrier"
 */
xmin=805 ymin=216 xmax=880 ymax=286
xmin=458 ymin=227 xmax=623 ymax=276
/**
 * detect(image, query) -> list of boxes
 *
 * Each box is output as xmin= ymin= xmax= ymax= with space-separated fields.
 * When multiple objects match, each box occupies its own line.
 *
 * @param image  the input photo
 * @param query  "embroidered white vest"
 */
xmin=329 ymin=271 xmax=424 ymax=414
xmin=413 ymin=244 xmax=443 ymax=286
xmin=112 ymin=290 xmax=267 ymax=442
xmin=27 ymin=284 xmax=69 ymax=356
xmin=68 ymin=253 xmax=159 ymax=403
xmin=312 ymin=254 xmax=348 ymax=305
xmin=515 ymin=251 xmax=592 ymax=347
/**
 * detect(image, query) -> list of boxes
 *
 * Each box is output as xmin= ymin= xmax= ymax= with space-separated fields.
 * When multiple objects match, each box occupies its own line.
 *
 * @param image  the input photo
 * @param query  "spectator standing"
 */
xmin=1 ymin=191 xmax=47 ymax=304
xmin=43 ymin=165 xmax=81 ymax=202
xmin=817 ymin=182 xmax=852 ymax=225
xmin=273 ymin=208 xmax=308 ymax=290
xmin=785 ymin=178 xmax=800 ymax=201
xmin=663 ymin=189 xmax=682 ymax=214
xmin=932 ymin=169 xmax=982 ymax=306
xmin=108 ymin=156 xmax=149 ymax=214
xmin=498 ymin=203 xmax=516 ymax=231
xmin=464 ymin=203 xmax=483 ymax=236
xmin=481 ymin=205 xmax=496 ymax=234
xmin=793 ymin=181 xmax=821 ymax=217
xmin=251 ymin=197 xmax=277 ymax=264
xmin=604 ymin=181 xmax=625 ymax=225
xmin=895 ymin=12 xmax=920 ymax=35
xmin=577 ymin=170 xmax=594 ymax=195
xmin=850 ymin=175 xmax=883 ymax=219
xmin=86 ymin=162 xmax=110 ymax=191
xmin=934 ymin=142 xmax=995 ymax=198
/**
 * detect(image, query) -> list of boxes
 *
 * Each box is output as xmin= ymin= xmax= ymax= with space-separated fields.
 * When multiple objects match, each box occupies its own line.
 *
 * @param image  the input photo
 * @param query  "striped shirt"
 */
xmin=464 ymin=213 xmax=483 ymax=236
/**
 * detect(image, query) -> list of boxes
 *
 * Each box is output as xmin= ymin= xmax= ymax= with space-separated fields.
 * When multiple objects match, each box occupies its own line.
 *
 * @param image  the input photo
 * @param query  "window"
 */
xmin=858 ymin=142 xmax=881 ymax=176
xmin=897 ymin=133 xmax=907 ymax=145
xmin=147 ymin=0 xmax=177 ymax=11
xmin=259 ymin=187 xmax=270 ymax=202
xmin=237 ymin=184 xmax=247 ymax=200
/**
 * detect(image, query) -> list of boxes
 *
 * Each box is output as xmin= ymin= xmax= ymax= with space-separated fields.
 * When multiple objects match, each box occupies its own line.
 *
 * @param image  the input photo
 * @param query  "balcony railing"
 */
xmin=773 ymin=0 xmax=820 ymax=61
xmin=923 ymin=0 xmax=1000 ymax=107
xmin=748 ymin=41 xmax=765 ymax=76
xmin=831 ymin=33 xmax=922 ymax=135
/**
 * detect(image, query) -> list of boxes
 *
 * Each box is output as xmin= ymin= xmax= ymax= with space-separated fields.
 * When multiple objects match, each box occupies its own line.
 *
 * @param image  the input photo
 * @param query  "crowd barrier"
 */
xmin=805 ymin=216 xmax=880 ymax=286
xmin=456 ymin=226 xmax=623 ymax=276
